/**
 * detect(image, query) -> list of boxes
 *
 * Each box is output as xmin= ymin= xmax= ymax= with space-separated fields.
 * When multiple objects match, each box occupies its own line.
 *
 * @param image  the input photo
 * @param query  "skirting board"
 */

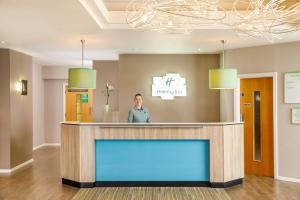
xmin=0 ymin=159 xmax=34 ymax=174
xmin=62 ymin=179 xmax=242 ymax=188
xmin=33 ymin=143 xmax=60 ymax=151
xmin=277 ymin=176 xmax=300 ymax=184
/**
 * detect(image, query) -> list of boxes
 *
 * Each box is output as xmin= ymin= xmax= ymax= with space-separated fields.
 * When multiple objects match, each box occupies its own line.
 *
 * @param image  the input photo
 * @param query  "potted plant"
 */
xmin=103 ymin=83 xmax=114 ymax=112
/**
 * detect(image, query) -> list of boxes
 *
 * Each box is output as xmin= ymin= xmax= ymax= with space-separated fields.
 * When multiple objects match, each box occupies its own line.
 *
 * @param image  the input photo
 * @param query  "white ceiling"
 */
xmin=1 ymin=0 xmax=300 ymax=66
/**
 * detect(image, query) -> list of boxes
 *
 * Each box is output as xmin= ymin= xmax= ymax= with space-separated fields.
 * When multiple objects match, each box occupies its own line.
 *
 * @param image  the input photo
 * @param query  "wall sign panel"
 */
xmin=152 ymin=73 xmax=187 ymax=100
xmin=285 ymin=72 xmax=300 ymax=103
xmin=292 ymin=108 xmax=300 ymax=124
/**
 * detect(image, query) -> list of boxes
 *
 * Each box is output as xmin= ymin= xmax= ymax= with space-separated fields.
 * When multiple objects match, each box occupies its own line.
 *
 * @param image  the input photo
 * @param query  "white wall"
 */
xmin=32 ymin=63 xmax=45 ymax=148
xmin=222 ymin=41 xmax=300 ymax=181
xmin=44 ymin=79 xmax=66 ymax=144
xmin=42 ymin=66 xmax=69 ymax=144
xmin=42 ymin=66 xmax=69 ymax=79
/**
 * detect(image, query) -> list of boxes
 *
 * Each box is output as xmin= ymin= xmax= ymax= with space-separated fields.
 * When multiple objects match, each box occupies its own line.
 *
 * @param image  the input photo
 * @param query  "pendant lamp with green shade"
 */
xmin=67 ymin=40 xmax=96 ymax=122
xmin=209 ymin=40 xmax=237 ymax=89
xmin=68 ymin=40 xmax=96 ymax=89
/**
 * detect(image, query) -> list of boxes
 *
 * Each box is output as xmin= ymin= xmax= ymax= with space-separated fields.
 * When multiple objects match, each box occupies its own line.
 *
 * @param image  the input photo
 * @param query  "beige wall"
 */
xmin=0 ymin=49 xmax=11 ymax=169
xmin=93 ymin=61 xmax=119 ymax=122
xmin=0 ymin=49 xmax=33 ymax=169
xmin=9 ymin=50 xmax=33 ymax=167
xmin=118 ymin=54 xmax=220 ymax=122
xmin=33 ymin=63 xmax=44 ymax=148
xmin=222 ymin=41 xmax=300 ymax=180
xmin=44 ymin=79 xmax=66 ymax=144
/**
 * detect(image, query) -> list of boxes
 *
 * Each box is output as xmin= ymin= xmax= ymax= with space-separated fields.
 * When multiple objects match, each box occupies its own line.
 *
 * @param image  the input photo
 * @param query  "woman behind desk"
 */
xmin=128 ymin=93 xmax=150 ymax=123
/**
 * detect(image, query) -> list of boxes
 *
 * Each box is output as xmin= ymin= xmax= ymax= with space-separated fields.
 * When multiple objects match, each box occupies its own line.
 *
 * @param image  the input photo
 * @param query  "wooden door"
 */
xmin=240 ymin=77 xmax=274 ymax=177
xmin=65 ymin=87 xmax=93 ymax=122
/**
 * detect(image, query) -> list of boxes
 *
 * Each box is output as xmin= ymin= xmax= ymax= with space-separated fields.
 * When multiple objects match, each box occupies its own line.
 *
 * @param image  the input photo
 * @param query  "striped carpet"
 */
xmin=72 ymin=187 xmax=231 ymax=200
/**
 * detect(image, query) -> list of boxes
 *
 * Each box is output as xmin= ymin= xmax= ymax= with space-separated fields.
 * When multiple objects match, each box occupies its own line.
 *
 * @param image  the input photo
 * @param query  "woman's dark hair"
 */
xmin=135 ymin=93 xmax=142 ymax=98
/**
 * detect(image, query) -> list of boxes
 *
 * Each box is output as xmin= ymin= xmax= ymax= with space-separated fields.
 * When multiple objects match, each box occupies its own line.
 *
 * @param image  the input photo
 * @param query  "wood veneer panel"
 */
xmin=60 ymin=124 xmax=80 ymax=182
xmin=205 ymin=126 xmax=224 ymax=183
xmin=94 ymin=127 xmax=207 ymax=140
xmin=223 ymin=124 xmax=244 ymax=182
xmin=79 ymin=126 xmax=95 ymax=182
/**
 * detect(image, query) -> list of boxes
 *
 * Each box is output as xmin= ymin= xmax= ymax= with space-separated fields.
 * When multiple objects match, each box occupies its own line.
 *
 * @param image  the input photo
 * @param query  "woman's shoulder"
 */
xmin=142 ymin=107 xmax=149 ymax=112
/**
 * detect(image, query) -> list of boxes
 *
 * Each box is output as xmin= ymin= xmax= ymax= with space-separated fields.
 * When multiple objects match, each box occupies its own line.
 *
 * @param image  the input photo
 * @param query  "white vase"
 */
xmin=103 ymin=104 xmax=110 ymax=112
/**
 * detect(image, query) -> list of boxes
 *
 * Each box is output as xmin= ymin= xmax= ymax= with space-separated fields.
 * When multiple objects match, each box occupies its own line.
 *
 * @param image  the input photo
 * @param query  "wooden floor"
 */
xmin=0 ymin=146 xmax=300 ymax=200
xmin=73 ymin=187 xmax=230 ymax=200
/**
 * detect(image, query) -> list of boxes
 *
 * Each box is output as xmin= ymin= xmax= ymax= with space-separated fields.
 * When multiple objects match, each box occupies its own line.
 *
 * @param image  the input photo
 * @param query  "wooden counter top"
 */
xmin=61 ymin=122 xmax=243 ymax=128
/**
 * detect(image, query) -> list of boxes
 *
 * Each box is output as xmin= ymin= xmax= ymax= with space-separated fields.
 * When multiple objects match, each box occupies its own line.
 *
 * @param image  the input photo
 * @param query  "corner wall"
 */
xmin=0 ymin=49 xmax=11 ymax=169
xmin=9 ymin=50 xmax=33 ymax=168
xmin=93 ymin=61 xmax=119 ymax=122
xmin=42 ymin=66 xmax=68 ymax=144
xmin=221 ymin=41 xmax=300 ymax=180
xmin=33 ymin=63 xmax=45 ymax=148
xmin=0 ymin=49 xmax=33 ymax=169
xmin=44 ymin=79 xmax=66 ymax=144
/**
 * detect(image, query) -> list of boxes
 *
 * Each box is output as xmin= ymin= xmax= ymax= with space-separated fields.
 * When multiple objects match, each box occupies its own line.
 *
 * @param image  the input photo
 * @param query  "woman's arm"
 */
xmin=128 ymin=109 xmax=134 ymax=123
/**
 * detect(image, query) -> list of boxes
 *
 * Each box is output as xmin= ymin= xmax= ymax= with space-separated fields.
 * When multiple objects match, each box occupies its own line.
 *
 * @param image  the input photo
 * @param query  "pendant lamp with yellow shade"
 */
xmin=209 ymin=40 xmax=237 ymax=89
xmin=67 ymin=40 xmax=96 ymax=122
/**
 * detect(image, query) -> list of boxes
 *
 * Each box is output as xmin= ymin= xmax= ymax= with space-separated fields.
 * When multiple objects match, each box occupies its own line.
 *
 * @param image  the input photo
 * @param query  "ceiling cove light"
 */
xmin=68 ymin=40 xmax=96 ymax=89
xmin=229 ymin=0 xmax=300 ymax=41
xmin=126 ymin=0 xmax=226 ymax=34
xmin=209 ymin=40 xmax=237 ymax=90
xmin=126 ymin=0 xmax=300 ymax=40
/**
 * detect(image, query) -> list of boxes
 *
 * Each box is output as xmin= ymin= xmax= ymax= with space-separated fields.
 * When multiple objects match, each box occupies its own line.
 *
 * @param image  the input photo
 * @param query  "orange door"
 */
xmin=240 ymin=77 xmax=274 ymax=177
xmin=65 ymin=87 xmax=93 ymax=122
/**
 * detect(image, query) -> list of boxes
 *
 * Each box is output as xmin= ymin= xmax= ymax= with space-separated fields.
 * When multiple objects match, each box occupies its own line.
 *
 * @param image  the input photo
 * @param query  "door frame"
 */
xmin=234 ymin=72 xmax=278 ymax=179
xmin=63 ymin=83 xmax=67 ymax=121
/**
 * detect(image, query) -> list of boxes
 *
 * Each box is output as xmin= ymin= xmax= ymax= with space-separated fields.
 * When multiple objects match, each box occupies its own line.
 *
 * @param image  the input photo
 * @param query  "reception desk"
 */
xmin=60 ymin=122 xmax=244 ymax=188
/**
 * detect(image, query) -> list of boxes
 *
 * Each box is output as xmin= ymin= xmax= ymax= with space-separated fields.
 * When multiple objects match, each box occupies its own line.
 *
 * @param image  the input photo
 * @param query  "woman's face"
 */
xmin=134 ymin=96 xmax=143 ymax=108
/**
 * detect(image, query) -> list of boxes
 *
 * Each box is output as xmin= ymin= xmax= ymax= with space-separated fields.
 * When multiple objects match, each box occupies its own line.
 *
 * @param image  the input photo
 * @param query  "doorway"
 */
xmin=240 ymin=77 xmax=274 ymax=177
xmin=63 ymin=84 xmax=94 ymax=122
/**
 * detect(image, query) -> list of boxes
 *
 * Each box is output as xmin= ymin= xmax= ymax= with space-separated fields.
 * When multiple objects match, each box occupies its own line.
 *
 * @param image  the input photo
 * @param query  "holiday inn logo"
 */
xmin=165 ymin=77 xmax=175 ymax=87
xmin=152 ymin=73 xmax=187 ymax=100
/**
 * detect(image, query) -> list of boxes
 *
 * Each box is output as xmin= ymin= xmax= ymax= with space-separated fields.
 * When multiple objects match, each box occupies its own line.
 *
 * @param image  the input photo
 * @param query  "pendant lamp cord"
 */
xmin=221 ymin=40 xmax=225 ymax=69
xmin=81 ymin=39 xmax=85 ymax=68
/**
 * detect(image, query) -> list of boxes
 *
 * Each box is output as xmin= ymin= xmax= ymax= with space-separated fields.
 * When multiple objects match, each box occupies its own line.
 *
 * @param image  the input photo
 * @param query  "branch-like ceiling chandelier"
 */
xmin=126 ymin=0 xmax=300 ymax=40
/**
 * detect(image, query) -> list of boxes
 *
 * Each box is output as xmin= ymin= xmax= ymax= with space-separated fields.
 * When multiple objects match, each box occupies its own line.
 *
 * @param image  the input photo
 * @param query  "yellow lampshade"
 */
xmin=209 ymin=68 xmax=237 ymax=89
xmin=68 ymin=68 xmax=96 ymax=89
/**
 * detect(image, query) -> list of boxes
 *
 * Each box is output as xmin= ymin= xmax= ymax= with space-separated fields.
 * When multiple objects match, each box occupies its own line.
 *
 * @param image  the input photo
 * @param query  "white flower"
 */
xmin=108 ymin=85 xmax=114 ymax=91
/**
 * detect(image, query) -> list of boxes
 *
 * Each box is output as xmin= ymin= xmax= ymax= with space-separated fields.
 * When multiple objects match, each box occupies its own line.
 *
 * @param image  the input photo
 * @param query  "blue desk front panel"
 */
xmin=95 ymin=140 xmax=210 ymax=181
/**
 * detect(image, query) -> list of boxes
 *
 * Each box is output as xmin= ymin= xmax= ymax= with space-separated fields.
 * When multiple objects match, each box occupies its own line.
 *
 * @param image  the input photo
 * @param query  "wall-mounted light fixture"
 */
xmin=15 ymin=80 xmax=28 ymax=95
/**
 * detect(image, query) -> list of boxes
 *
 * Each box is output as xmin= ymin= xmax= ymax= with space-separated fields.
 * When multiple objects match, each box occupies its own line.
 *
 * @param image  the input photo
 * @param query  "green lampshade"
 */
xmin=209 ymin=68 xmax=237 ymax=89
xmin=68 ymin=68 xmax=96 ymax=89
